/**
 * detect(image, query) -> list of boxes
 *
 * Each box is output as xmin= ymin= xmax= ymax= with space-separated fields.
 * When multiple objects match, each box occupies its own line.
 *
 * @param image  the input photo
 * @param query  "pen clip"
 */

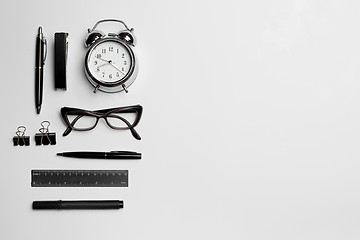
xmin=110 ymin=151 xmax=138 ymax=154
xmin=43 ymin=37 xmax=47 ymax=63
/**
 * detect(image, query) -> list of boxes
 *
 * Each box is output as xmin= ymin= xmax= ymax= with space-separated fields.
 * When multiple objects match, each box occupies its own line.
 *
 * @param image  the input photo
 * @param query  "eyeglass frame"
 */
xmin=60 ymin=105 xmax=143 ymax=140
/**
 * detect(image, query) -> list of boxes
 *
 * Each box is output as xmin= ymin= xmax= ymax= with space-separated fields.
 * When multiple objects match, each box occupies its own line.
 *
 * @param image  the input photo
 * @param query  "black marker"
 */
xmin=33 ymin=200 xmax=123 ymax=210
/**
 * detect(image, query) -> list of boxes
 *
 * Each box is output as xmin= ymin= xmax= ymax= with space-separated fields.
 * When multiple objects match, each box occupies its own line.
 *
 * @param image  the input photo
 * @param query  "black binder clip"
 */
xmin=13 ymin=126 xmax=30 ymax=146
xmin=35 ymin=121 xmax=56 ymax=145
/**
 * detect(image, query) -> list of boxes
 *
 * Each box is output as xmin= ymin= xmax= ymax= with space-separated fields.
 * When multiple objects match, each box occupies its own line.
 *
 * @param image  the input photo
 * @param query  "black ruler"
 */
xmin=31 ymin=170 xmax=128 ymax=187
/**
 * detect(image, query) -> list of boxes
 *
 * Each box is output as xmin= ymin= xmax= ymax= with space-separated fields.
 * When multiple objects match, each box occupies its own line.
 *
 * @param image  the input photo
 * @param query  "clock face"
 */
xmin=86 ymin=40 xmax=133 ymax=84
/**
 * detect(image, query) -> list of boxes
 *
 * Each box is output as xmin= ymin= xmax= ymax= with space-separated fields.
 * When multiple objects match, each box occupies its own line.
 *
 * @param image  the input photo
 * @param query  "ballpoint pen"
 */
xmin=35 ymin=27 xmax=47 ymax=114
xmin=56 ymin=151 xmax=142 ymax=159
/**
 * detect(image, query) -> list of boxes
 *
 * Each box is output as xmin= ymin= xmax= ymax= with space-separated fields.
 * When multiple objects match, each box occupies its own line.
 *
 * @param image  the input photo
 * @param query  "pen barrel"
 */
xmin=35 ymin=36 xmax=44 ymax=113
xmin=62 ymin=151 xmax=105 ymax=158
xmin=33 ymin=200 xmax=123 ymax=210
xmin=35 ymin=37 xmax=45 ymax=67
xmin=35 ymin=66 xmax=43 ymax=102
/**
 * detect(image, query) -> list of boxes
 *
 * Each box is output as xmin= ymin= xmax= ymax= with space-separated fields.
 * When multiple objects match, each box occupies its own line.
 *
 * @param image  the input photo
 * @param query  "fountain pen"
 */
xmin=57 ymin=151 xmax=141 ymax=159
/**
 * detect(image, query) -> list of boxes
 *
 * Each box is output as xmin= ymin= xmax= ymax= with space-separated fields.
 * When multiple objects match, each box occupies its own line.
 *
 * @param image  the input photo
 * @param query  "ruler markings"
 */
xmin=31 ymin=170 xmax=128 ymax=187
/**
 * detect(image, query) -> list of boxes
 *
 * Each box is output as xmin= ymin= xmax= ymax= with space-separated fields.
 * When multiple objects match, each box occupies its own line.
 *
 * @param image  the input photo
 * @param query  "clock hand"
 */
xmin=96 ymin=57 xmax=125 ymax=75
xmin=96 ymin=58 xmax=124 ymax=73
xmin=96 ymin=62 xmax=110 ymax=70
xmin=97 ymin=57 xmax=110 ymax=63
xmin=108 ymin=61 xmax=126 ymax=75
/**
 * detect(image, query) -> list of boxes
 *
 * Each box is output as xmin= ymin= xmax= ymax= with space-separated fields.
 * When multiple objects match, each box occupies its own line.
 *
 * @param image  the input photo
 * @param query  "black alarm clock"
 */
xmin=84 ymin=19 xmax=138 ymax=93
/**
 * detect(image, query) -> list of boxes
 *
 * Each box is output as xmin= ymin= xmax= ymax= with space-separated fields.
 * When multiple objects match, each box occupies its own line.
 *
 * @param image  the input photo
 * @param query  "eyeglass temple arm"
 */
xmin=109 ymin=115 xmax=141 ymax=140
xmin=62 ymin=115 xmax=83 ymax=136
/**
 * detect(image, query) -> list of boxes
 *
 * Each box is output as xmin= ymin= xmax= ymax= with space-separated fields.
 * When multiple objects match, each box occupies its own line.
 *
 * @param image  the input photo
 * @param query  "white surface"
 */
xmin=1 ymin=0 xmax=360 ymax=239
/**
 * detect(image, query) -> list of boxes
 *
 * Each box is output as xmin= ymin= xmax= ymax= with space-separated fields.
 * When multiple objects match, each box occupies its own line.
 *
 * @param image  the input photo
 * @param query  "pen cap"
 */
xmin=107 ymin=151 xmax=141 ymax=159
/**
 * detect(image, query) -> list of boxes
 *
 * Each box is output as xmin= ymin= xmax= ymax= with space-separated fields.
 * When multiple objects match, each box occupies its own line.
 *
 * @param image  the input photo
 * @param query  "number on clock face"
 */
xmin=87 ymin=41 xmax=132 ymax=83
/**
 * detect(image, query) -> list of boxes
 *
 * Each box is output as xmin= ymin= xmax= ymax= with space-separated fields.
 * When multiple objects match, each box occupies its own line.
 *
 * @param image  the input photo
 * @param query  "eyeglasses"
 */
xmin=60 ymin=105 xmax=143 ymax=140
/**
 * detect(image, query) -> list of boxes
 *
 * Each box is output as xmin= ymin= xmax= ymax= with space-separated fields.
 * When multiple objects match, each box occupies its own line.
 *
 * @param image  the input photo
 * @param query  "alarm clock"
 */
xmin=84 ymin=19 xmax=138 ymax=93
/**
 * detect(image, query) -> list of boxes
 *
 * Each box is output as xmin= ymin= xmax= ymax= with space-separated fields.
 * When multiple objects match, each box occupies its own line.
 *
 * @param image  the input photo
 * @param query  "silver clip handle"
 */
xmin=43 ymin=37 xmax=47 ymax=63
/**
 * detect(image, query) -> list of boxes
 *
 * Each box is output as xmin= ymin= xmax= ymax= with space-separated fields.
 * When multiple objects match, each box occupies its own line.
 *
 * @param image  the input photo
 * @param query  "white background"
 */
xmin=1 ymin=0 xmax=360 ymax=239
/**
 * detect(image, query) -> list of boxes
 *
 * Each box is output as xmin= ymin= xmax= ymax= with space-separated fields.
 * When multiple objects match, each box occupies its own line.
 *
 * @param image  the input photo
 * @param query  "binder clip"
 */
xmin=13 ymin=126 xmax=30 ymax=146
xmin=35 ymin=121 xmax=56 ymax=145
